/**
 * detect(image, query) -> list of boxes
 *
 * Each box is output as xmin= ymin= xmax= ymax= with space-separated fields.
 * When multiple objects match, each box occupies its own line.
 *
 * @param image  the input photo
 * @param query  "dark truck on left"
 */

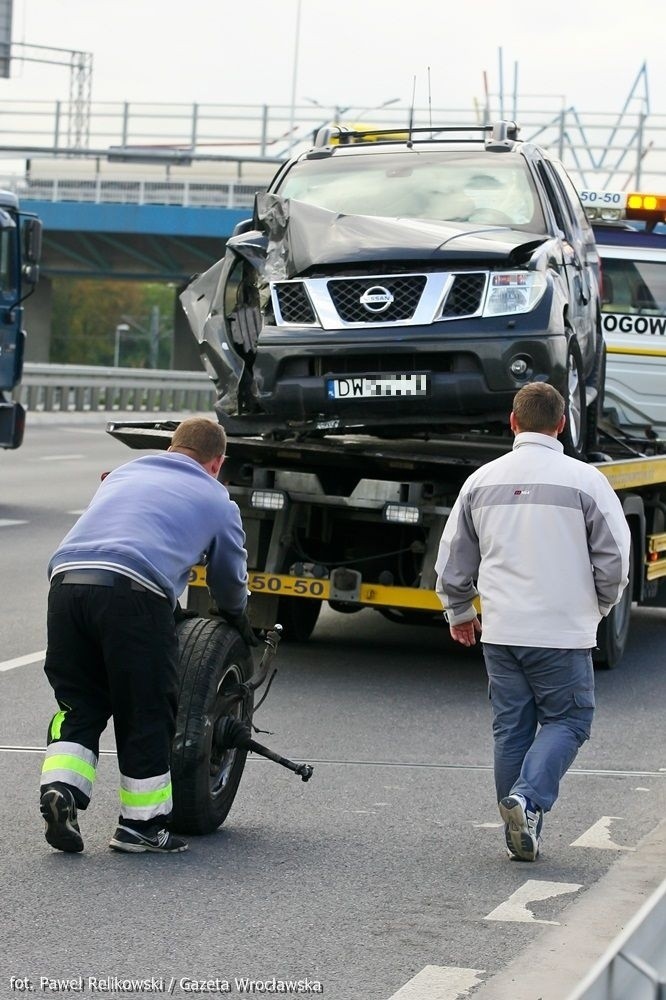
xmin=0 ymin=189 xmax=42 ymax=449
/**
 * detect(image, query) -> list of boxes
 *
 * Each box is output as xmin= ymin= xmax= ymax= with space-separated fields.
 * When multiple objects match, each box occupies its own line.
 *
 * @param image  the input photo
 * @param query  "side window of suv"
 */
xmin=552 ymin=163 xmax=592 ymax=235
xmin=535 ymin=161 xmax=573 ymax=238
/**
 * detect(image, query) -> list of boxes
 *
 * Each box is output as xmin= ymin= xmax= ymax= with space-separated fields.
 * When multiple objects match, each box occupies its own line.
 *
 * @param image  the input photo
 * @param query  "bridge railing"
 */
xmin=13 ymin=363 xmax=217 ymax=413
xmin=1 ymin=99 xmax=665 ymax=188
xmin=4 ymin=175 xmax=262 ymax=209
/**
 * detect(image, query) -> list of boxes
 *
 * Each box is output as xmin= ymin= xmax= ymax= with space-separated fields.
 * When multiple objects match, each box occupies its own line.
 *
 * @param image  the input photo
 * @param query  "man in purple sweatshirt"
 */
xmin=39 ymin=417 xmax=249 ymax=855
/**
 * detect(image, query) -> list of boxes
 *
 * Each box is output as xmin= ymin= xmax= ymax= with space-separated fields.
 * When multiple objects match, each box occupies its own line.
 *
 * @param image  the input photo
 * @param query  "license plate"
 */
xmin=326 ymin=373 xmax=428 ymax=400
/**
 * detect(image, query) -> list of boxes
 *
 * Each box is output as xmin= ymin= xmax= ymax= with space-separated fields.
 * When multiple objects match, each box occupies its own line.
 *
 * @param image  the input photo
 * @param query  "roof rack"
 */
xmin=312 ymin=120 xmax=521 ymax=150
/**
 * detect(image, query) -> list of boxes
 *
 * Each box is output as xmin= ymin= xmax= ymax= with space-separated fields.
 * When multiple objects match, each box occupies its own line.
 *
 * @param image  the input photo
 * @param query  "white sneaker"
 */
xmin=499 ymin=794 xmax=542 ymax=861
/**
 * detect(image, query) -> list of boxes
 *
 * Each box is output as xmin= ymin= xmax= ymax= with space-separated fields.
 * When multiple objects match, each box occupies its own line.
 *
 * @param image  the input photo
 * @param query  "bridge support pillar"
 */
xmin=23 ymin=277 xmax=53 ymax=362
xmin=173 ymin=288 xmax=204 ymax=372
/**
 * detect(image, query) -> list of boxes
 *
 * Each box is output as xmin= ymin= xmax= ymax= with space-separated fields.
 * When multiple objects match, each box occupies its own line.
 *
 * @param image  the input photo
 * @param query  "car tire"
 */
xmin=559 ymin=337 xmax=587 ymax=460
xmin=170 ymin=617 xmax=254 ymax=835
xmin=593 ymin=533 xmax=635 ymax=670
xmin=277 ymin=595 xmax=322 ymax=641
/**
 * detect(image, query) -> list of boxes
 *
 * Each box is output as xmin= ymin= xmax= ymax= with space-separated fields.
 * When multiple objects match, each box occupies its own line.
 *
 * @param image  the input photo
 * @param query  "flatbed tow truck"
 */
xmin=106 ymin=188 xmax=666 ymax=834
xmin=108 ymin=418 xmax=666 ymax=673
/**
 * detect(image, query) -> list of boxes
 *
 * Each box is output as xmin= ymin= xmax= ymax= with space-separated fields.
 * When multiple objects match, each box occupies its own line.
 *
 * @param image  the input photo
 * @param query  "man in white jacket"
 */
xmin=435 ymin=382 xmax=631 ymax=861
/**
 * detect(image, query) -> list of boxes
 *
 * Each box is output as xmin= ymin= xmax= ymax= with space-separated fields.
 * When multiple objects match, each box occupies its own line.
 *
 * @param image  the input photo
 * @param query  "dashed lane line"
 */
xmin=484 ymin=879 xmax=582 ymax=925
xmin=0 ymin=518 xmax=28 ymax=527
xmin=386 ymin=965 xmax=485 ymax=999
xmin=0 ymin=651 xmax=46 ymax=672
xmin=570 ymin=816 xmax=636 ymax=851
xmin=38 ymin=454 xmax=85 ymax=461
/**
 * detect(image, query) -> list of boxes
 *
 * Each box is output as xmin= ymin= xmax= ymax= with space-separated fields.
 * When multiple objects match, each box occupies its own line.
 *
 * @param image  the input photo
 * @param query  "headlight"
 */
xmin=483 ymin=271 xmax=547 ymax=317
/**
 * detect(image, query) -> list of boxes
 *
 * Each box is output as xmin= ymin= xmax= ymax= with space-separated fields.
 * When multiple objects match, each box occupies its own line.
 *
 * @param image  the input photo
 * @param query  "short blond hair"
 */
xmin=170 ymin=417 xmax=227 ymax=463
xmin=512 ymin=383 xmax=565 ymax=432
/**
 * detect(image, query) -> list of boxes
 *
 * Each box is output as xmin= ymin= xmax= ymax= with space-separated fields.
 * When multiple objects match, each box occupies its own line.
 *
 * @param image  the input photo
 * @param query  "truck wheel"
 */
xmin=593 ymin=535 xmax=635 ymax=670
xmin=277 ymin=596 xmax=322 ymax=641
xmin=171 ymin=618 xmax=254 ymax=835
xmin=559 ymin=337 xmax=587 ymax=460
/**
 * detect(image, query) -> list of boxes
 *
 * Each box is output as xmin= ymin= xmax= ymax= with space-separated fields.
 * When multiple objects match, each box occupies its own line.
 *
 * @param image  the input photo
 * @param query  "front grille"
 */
xmin=274 ymin=282 xmax=317 ymax=324
xmin=441 ymin=273 xmax=486 ymax=317
xmin=327 ymin=275 xmax=427 ymax=323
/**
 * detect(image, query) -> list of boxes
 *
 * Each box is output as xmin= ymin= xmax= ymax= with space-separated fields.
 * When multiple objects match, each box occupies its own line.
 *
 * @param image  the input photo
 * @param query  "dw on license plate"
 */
xmin=326 ymin=373 xmax=428 ymax=399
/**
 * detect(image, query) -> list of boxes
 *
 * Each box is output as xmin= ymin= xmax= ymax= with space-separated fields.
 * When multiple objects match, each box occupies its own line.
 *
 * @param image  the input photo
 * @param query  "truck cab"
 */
xmin=0 ymin=190 xmax=42 ymax=450
xmin=583 ymin=190 xmax=666 ymax=439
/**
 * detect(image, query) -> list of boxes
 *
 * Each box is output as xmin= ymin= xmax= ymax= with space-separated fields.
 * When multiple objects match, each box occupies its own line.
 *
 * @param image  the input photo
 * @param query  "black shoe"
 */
xmin=40 ymin=786 xmax=84 ymax=853
xmin=109 ymin=824 xmax=188 ymax=854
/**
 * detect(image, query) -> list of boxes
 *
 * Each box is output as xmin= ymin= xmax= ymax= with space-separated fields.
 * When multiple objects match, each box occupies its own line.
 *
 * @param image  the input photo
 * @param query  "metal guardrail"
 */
xmin=13 ymin=363 xmax=216 ymax=413
xmin=568 ymin=878 xmax=666 ymax=999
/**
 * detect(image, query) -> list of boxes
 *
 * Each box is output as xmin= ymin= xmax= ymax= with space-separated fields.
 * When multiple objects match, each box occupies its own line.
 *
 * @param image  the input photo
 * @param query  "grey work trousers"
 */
xmin=482 ymin=643 xmax=595 ymax=812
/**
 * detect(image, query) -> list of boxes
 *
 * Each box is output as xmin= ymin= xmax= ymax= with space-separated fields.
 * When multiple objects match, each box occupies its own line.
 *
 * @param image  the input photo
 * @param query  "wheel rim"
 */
xmin=209 ymin=662 xmax=245 ymax=798
xmin=567 ymin=352 xmax=582 ymax=448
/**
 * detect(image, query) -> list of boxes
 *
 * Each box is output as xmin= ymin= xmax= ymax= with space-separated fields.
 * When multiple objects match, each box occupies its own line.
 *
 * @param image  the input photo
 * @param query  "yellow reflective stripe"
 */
xmin=49 ymin=710 xmax=66 ymax=741
xmin=42 ymin=754 xmax=96 ymax=783
xmin=119 ymin=783 xmax=172 ymax=807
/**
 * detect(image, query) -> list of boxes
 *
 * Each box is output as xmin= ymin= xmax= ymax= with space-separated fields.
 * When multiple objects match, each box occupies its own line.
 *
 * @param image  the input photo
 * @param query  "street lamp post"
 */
xmin=113 ymin=323 xmax=130 ymax=368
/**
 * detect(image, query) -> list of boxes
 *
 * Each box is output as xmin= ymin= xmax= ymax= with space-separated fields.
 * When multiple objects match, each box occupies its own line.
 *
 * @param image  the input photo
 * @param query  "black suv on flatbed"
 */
xmin=181 ymin=121 xmax=603 ymax=457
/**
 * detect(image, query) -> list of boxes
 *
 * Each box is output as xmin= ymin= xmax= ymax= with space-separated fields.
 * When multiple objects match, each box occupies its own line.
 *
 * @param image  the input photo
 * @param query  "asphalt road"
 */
xmin=1 ymin=417 xmax=665 ymax=1000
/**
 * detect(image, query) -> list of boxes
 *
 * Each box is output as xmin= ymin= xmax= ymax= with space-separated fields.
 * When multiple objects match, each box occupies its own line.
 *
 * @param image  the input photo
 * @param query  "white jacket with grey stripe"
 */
xmin=435 ymin=432 xmax=631 ymax=648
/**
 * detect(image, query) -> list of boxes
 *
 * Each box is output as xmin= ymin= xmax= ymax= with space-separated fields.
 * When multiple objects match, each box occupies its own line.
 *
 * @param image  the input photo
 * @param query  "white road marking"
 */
xmin=0 ymin=519 xmax=27 ymax=527
xmin=484 ymin=880 xmax=581 ymax=925
xmin=387 ymin=965 xmax=485 ymax=999
xmin=472 ymin=822 xmax=504 ymax=828
xmin=39 ymin=454 xmax=85 ymax=461
xmin=0 ymin=650 xmax=46 ymax=673
xmin=66 ymin=509 xmax=87 ymax=516
xmin=570 ymin=817 xmax=635 ymax=851
xmin=634 ymin=787 xmax=650 ymax=792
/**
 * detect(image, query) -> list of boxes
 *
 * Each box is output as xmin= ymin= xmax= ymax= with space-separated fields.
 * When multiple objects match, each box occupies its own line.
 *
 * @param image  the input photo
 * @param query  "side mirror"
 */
xmin=231 ymin=218 xmax=254 ymax=238
xmin=22 ymin=217 xmax=43 ymax=265
xmin=22 ymin=263 xmax=40 ymax=286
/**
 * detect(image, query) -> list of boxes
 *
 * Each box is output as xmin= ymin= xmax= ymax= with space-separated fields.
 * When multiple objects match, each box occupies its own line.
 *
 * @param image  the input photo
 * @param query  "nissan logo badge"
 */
xmin=359 ymin=285 xmax=394 ymax=314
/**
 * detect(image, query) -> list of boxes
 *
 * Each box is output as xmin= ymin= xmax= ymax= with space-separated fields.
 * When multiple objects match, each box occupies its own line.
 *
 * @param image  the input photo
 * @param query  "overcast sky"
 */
xmin=2 ymin=0 xmax=663 ymax=119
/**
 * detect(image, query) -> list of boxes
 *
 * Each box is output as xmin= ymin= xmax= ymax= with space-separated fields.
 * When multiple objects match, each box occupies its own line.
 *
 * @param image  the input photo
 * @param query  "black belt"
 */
xmin=57 ymin=569 xmax=156 ymax=594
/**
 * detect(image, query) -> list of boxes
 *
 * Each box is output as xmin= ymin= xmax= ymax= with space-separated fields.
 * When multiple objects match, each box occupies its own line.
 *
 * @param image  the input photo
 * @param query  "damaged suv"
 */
xmin=181 ymin=121 xmax=602 ymax=456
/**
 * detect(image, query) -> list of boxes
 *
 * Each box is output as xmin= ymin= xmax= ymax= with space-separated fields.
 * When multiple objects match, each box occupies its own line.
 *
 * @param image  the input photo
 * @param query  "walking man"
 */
xmin=435 ymin=383 xmax=631 ymax=860
xmin=40 ymin=417 xmax=249 ymax=855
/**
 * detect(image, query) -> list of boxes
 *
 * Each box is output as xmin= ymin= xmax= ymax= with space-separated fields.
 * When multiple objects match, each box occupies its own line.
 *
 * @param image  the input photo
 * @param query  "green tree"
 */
xmin=51 ymin=278 xmax=175 ymax=367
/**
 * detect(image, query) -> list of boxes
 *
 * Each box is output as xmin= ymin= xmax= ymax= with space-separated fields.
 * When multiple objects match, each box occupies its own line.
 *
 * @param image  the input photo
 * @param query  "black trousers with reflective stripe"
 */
xmin=44 ymin=574 xmax=179 ymax=822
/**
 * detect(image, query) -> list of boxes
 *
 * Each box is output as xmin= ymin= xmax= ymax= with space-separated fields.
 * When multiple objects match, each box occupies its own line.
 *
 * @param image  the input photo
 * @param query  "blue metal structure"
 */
xmin=21 ymin=200 xmax=250 ymax=281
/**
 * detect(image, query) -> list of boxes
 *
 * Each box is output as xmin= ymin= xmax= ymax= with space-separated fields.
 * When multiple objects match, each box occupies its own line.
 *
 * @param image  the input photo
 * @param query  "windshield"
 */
xmin=277 ymin=151 xmax=546 ymax=232
xmin=0 ymin=228 xmax=17 ymax=298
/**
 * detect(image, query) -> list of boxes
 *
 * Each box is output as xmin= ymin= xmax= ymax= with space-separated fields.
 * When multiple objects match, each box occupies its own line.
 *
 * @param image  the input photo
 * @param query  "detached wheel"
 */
xmin=277 ymin=596 xmax=321 ymax=642
xmin=559 ymin=337 xmax=587 ymax=460
xmin=593 ymin=534 xmax=635 ymax=670
xmin=171 ymin=618 xmax=254 ymax=835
